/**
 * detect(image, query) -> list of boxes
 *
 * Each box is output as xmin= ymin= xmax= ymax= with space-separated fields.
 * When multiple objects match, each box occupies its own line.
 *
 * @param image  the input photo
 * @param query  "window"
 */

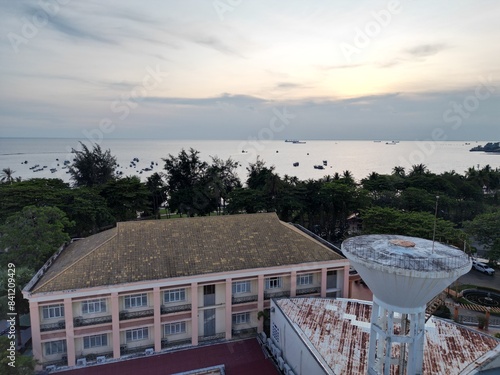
xmin=297 ymin=273 xmax=313 ymax=286
xmin=232 ymin=281 xmax=251 ymax=294
xmin=265 ymin=277 xmax=282 ymax=290
xmin=42 ymin=304 xmax=64 ymax=319
xmin=124 ymin=293 xmax=147 ymax=309
xmin=126 ymin=327 xmax=149 ymax=342
xmin=232 ymin=312 xmax=250 ymax=325
xmin=45 ymin=340 xmax=67 ymax=356
xmin=164 ymin=289 xmax=186 ymax=303
xmin=82 ymin=299 xmax=106 ymax=314
xmin=83 ymin=334 xmax=108 ymax=349
xmin=164 ymin=322 xmax=186 ymax=335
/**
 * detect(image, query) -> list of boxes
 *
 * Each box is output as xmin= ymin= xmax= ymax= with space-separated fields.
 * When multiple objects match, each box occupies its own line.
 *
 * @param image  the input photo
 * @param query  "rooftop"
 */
xmin=28 ymin=213 xmax=344 ymax=294
xmin=275 ymin=298 xmax=500 ymax=375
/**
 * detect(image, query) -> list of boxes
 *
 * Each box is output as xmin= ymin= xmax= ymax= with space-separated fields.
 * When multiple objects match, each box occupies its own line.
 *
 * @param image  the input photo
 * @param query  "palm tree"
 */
xmin=392 ymin=166 xmax=405 ymax=177
xmin=0 ymin=167 xmax=16 ymax=184
xmin=409 ymin=164 xmax=428 ymax=176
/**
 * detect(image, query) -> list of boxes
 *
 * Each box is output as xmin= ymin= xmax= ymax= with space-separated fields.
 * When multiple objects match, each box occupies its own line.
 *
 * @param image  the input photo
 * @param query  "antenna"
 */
xmin=431 ymin=195 xmax=439 ymax=253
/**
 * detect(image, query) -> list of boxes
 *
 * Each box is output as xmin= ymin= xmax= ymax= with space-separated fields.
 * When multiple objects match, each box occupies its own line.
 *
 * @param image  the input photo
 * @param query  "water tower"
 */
xmin=342 ymin=234 xmax=471 ymax=375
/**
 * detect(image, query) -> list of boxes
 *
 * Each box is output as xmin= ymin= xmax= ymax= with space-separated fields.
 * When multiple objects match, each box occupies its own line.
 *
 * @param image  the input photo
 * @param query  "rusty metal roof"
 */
xmin=276 ymin=298 xmax=500 ymax=375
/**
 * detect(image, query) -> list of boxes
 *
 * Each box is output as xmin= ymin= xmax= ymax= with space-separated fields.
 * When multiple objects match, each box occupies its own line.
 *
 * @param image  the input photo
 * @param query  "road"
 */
xmin=456 ymin=267 xmax=500 ymax=290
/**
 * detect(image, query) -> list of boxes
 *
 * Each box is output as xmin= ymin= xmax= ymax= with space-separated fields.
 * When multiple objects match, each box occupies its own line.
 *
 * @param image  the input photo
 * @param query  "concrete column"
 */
xmin=153 ymin=287 xmax=161 ymax=352
xmin=485 ymin=308 xmax=491 ymax=331
xmin=225 ymin=278 xmax=232 ymax=340
xmin=30 ymin=301 xmax=43 ymax=370
xmin=320 ymin=268 xmax=327 ymax=297
xmin=191 ymin=282 xmax=198 ymax=346
xmin=111 ymin=293 xmax=120 ymax=359
xmin=257 ymin=275 xmax=264 ymax=333
xmin=63 ymin=298 xmax=75 ymax=367
xmin=290 ymin=270 xmax=297 ymax=297
xmin=343 ymin=265 xmax=350 ymax=298
xmin=454 ymin=303 xmax=459 ymax=322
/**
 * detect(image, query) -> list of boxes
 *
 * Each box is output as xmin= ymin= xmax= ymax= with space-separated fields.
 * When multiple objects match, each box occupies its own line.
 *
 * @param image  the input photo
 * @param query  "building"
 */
xmin=22 ymin=213 xmax=349 ymax=371
xmin=269 ymin=297 xmax=500 ymax=375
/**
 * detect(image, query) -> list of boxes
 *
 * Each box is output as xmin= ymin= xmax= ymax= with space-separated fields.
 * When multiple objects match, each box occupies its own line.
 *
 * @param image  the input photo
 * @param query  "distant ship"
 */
xmin=285 ymin=140 xmax=306 ymax=144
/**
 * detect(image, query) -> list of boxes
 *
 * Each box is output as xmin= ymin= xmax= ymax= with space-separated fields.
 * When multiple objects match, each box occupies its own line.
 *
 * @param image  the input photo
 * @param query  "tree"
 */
xmin=99 ymin=176 xmax=150 ymax=221
xmin=163 ymin=148 xmax=209 ymax=216
xmin=205 ymin=156 xmax=241 ymax=215
xmin=0 ymin=336 xmax=37 ymax=375
xmin=0 ymin=267 xmax=34 ymax=354
xmin=0 ymin=168 xmax=16 ymax=184
xmin=69 ymin=142 xmax=117 ymax=187
xmin=463 ymin=210 xmax=500 ymax=264
xmin=145 ymin=173 xmax=167 ymax=219
xmin=0 ymin=206 xmax=73 ymax=270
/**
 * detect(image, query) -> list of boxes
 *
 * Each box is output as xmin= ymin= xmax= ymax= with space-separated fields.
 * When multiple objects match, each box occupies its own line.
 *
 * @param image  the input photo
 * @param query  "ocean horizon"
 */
xmin=1 ymin=138 xmax=499 ymax=184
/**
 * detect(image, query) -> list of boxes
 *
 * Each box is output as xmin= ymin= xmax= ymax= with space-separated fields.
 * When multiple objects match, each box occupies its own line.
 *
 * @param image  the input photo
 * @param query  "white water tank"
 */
xmin=342 ymin=234 xmax=471 ymax=375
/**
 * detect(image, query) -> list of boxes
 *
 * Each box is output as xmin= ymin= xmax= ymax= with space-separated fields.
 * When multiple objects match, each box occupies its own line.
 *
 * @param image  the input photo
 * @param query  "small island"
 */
xmin=470 ymin=142 xmax=500 ymax=153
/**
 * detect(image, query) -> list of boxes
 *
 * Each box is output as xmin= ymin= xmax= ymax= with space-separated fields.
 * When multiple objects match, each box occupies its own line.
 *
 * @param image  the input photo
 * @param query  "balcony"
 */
xmin=232 ymin=295 xmax=258 ymax=305
xmin=264 ymin=290 xmax=290 ymax=300
xmin=40 ymin=321 xmax=65 ymax=332
xmin=232 ymin=327 xmax=257 ymax=339
xmin=296 ymin=286 xmax=321 ymax=296
xmin=161 ymin=304 xmax=192 ymax=314
xmin=120 ymin=344 xmax=154 ymax=356
xmin=74 ymin=315 xmax=112 ymax=327
xmin=119 ymin=309 xmax=154 ymax=320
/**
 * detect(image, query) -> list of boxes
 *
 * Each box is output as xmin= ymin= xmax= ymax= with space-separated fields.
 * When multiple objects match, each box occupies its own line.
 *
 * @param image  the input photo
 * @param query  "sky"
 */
xmin=1 ymin=0 xmax=499 ymax=141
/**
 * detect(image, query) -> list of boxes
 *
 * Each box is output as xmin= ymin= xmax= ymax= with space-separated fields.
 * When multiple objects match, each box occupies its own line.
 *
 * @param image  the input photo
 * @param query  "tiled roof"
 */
xmin=30 ymin=213 xmax=344 ymax=294
xmin=276 ymin=298 xmax=500 ymax=375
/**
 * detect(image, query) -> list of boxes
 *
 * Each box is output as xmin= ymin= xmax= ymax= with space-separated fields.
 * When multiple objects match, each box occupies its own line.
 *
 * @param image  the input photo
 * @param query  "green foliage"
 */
xmin=360 ymin=206 xmax=463 ymax=245
xmin=433 ymin=305 xmax=451 ymax=319
xmin=69 ymin=142 xmax=117 ymax=187
xmin=463 ymin=210 xmax=500 ymax=263
xmin=0 ymin=206 xmax=73 ymax=270
xmin=0 ymin=336 xmax=37 ymax=375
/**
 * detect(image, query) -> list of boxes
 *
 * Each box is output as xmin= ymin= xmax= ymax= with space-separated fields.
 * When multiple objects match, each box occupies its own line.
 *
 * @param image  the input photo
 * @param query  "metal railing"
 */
xmin=40 ymin=321 xmax=65 ymax=332
xmin=232 ymin=327 xmax=257 ymax=338
xmin=232 ymin=295 xmax=258 ymax=304
xmin=198 ymin=332 xmax=225 ymax=343
xmin=161 ymin=338 xmax=192 ymax=349
xmin=264 ymin=290 xmax=290 ymax=300
xmin=119 ymin=309 xmax=154 ymax=320
xmin=120 ymin=344 xmax=154 ymax=356
xmin=74 ymin=315 xmax=112 ymax=327
xmin=296 ymin=286 xmax=321 ymax=296
xmin=161 ymin=304 xmax=192 ymax=314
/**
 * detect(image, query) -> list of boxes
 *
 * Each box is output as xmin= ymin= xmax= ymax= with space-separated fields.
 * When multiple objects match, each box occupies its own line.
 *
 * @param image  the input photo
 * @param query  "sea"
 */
xmin=0 ymin=138 xmax=499 ymax=184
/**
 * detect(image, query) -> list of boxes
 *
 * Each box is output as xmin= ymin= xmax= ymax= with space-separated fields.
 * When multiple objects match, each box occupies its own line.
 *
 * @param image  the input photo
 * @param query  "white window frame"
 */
xmin=164 ymin=288 xmax=186 ymax=303
xmin=45 ymin=340 xmax=67 ymax=356
xmin=164 ymin=322 xmax=186 ymax=336
xmin=125 ymin=327 xmax=149 ymax=342
xmin=297 ymin=273 xmax=313 ymax=286
xmin=124 ymin=293 xmax=148 ymax=309
xmin=83 ymin=334 xmax=108 ymax=349
xmin=265 ymin=277 xmax=282 ymax=290
xmin=232 ymin=312 xmax=250 ymax=325
xmin=82 ymin=299 xmax=106 ymax=314
xmin=42 ymin=304 xmax=65 ymax=319
xmin=232 ymin=281 xmax=251 ymax=294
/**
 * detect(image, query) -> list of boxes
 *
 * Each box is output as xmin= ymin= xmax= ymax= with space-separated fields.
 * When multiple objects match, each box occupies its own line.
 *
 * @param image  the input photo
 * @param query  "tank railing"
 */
xmin=344 ymin=244 xmax=471 ymax=271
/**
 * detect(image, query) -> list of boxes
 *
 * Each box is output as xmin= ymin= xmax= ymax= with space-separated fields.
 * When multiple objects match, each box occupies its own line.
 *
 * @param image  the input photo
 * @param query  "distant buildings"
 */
xmin=22 ymin=213 xmax=348 ymax=371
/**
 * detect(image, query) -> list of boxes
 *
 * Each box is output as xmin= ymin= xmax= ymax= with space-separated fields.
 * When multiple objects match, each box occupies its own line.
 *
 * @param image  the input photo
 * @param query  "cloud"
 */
xmin=317 ymin=63 xmax=366 ymax=70
xmin=406 ymin=43 xmax=449 ymax=58
xmin=191 ymin=35 xmax=244 ymax=57
xmin=144 ymin=93 xmax=269 ymax=107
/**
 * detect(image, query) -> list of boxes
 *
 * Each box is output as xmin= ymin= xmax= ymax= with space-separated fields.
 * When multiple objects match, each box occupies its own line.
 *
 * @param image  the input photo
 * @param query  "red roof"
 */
xmin=56 ymin=339 xmax=278 ymax=375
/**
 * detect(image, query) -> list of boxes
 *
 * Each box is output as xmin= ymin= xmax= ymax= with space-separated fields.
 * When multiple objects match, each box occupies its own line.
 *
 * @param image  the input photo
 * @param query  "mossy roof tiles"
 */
xmin=31 ymin=213 xmax=344 ymax=294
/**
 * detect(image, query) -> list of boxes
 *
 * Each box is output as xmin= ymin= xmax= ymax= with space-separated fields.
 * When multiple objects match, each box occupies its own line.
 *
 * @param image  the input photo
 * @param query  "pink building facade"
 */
xmin=23 ymin=213 xmax=348 ymax=371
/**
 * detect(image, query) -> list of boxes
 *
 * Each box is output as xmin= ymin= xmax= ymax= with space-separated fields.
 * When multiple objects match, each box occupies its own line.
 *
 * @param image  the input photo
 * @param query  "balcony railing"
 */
xmin=74 ymin=315 xmax=112 ymax=327
xmin=119 ymin=309 xmax=154 ymax=320
xmin=295 ymin=286 xmax=321 ymax=296
xmin=43 ymin=357 xmax=68 ymax=369
xmin=198 ymin=332 xmax=225 ymax=343
xmin=120 ymin=344 xmax=154 ymax=356
xmin=232 ymin=295 xmax=258 ymax=304
xmin=232 ymin=327 xmax=257 ymax=338
xmin=161 ymin=304 xmax=192 ymax=314
xmin=264 ymin=290 xmax=290 ymax=300
xmin=40 ymin=321 xmax=65 ymax=332
xmin=161 ymin=338 xmax=192 ymax=350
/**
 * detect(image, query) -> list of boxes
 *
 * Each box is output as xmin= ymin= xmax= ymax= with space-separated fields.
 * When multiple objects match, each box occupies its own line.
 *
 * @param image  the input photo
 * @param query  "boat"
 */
xmin=292 ymin=141 xmax=306 ymax=144
xmin=293 ymin=162 xmax=299 ymax=167
xmin=285 ymin=140 xmax=307 ymax=144
xmin=314 ymin=165 xmax=324 ymax=170
xmin=323 ymin=160 xmax=327 ymax=166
